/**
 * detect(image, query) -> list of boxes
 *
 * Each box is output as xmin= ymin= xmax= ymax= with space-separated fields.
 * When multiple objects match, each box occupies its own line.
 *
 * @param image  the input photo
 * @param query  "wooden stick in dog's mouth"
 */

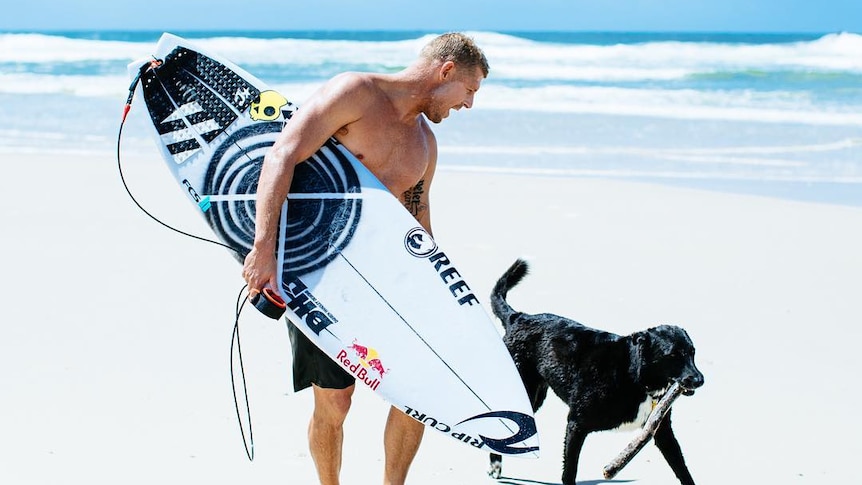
xmin=602 ymin=381 xmax=689 ymax=479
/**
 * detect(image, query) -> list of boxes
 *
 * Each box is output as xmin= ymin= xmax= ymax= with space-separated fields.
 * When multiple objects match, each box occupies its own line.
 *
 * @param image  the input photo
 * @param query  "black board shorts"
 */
xmin=287 ymin=321 xmax=355 ymax=392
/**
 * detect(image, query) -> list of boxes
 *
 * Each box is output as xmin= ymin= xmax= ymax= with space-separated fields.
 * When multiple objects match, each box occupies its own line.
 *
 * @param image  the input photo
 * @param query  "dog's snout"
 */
xmin=680 ymin=371 xmax=704 ymax=392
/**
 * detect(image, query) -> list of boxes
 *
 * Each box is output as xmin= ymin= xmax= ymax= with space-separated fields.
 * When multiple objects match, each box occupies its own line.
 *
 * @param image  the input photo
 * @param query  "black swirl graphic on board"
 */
xmin=203 ymin=122 xmax=362 ymax=276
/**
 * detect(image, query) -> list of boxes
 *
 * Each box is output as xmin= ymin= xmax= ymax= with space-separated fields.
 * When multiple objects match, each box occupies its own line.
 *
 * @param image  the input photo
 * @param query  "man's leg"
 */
xmin=383 ymin=406 xmax=424 ymax=485
xmin=309 ymin=384 xmax=355 ymax=485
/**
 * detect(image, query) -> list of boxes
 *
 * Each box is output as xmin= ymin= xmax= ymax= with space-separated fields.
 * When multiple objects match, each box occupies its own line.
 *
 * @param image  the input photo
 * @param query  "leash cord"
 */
xmin=118 ymin=62 xmax=255 ymax=461
xmin=231 ymin=285 xmax=255 ymax=461
xmin=117 ymin=61 xmax=239 ymax=255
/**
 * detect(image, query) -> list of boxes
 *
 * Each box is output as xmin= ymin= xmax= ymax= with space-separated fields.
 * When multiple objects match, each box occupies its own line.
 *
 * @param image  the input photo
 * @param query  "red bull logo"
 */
xmin=337 ymin=339 xmax=389 ymax=390
xmin=348 ymin=341 xmax=369 ymax=360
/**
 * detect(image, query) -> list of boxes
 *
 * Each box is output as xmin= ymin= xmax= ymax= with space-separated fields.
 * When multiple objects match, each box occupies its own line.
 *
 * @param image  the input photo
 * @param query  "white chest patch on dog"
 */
xmin=613 ymin=386 xmax=671 ymax=432
xmin=613 ymin=395 xmax=655 ymax=432
xmin=613 ymin=386 xmax=670 ymax=431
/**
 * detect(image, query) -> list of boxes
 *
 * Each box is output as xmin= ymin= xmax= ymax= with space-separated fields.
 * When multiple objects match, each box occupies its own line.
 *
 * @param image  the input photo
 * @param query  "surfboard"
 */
xmin=128 ymin=33 xmax=539 ymax=457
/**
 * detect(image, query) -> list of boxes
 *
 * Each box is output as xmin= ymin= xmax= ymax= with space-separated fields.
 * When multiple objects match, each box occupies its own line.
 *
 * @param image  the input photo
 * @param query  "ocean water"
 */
xmin=1 ymin=30 xmax=860 ymax=206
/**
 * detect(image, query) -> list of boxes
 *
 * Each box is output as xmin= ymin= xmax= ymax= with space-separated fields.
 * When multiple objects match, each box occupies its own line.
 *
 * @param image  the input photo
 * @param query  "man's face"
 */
xmin=427 ymin=64 xmax=484 ymax=124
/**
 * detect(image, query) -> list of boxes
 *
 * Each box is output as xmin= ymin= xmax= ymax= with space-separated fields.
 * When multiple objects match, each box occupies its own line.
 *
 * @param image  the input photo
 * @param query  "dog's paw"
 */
xmin=487 ymin=462 xmax=502 ymax=479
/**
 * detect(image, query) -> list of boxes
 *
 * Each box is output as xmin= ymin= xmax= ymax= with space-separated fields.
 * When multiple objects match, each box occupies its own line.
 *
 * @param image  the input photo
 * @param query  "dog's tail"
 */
xmin=491 ymin=259 xmax=529 ymax=328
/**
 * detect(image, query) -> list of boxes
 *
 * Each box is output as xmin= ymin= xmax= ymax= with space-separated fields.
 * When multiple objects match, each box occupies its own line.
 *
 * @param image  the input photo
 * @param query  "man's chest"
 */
xmin=336 ymin=123 xmax=431 ymax=194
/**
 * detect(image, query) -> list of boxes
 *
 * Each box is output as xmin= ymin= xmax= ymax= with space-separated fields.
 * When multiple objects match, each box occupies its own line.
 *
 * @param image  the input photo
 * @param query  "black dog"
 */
xmin=489 ymin=259 xmax=704 ymax=485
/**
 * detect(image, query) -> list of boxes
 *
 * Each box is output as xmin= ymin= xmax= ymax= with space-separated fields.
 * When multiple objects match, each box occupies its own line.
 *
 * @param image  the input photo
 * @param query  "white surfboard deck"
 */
xmin=128 ymin=33 xmax=539 ymax=457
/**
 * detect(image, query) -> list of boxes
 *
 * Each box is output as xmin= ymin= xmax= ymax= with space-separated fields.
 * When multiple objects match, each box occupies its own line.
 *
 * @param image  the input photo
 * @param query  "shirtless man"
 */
xmin=241 ymin=33 xmax=489 ymax=485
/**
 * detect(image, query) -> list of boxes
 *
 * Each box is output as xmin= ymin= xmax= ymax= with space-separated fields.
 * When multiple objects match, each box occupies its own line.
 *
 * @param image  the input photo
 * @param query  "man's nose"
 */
xmin=463 ymin=93 xmax=475 ymax=109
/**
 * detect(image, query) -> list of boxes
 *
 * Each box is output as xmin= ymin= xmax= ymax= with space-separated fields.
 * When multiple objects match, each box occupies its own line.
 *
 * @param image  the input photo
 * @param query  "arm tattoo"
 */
xmin=401 ymin=180 xmax=428 ymax=217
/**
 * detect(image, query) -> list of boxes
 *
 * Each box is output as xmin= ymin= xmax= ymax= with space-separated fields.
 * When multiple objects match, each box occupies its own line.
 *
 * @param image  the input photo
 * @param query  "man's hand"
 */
xmin=242 ymin=246 xmax=278 ymax=297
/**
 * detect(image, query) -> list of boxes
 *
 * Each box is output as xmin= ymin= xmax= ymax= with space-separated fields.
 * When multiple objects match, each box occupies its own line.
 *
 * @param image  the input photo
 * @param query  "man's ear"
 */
xmin=440 ymin=60 xmax=456 ymax=80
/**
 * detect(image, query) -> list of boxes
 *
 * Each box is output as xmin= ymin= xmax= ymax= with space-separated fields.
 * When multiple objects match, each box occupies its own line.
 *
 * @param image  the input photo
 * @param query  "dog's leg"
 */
xmin=562 ymin=419 xmax=587 ymax=485
xmin=530 ymin=381 xmax=549 ymax=411
xmin=488 ymin=452 xmax=502 ymax=479
xmin=488 ymin=370 xmax=548 ymax=479
xmin=653 ymin=412 xmax=696 ymax=485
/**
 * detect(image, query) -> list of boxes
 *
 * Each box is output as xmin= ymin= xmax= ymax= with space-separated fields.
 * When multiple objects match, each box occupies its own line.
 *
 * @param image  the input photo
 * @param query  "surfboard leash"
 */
xmin=117 ymin=59 xmax=239 ymax=255
xmin=120 ymin=60 xmax=288 ymax=321
xmin=232 ymin=284 xmax=256 ymax=461
xmin=118 ymin=60 xmax=257 ymax=462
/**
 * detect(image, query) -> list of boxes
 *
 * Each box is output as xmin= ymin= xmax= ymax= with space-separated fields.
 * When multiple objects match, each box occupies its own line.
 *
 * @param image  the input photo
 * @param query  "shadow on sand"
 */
xmin=495 ymin=476 xmax=635 ymax=485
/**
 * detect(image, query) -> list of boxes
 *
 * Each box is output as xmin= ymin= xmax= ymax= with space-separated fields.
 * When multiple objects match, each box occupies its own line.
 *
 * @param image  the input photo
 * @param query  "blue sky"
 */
xmin=2 ymin=0 xmax=861 ymax=33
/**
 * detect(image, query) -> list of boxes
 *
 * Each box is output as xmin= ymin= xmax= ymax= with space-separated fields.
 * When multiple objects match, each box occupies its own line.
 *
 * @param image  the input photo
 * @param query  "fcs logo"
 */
xmin=182 ymin=179 xmax=211 ymax=212
xmin=250 ymin=90 xmax=289 ymax=121
xmin=404 ymin=227 xmax=437 ymax=258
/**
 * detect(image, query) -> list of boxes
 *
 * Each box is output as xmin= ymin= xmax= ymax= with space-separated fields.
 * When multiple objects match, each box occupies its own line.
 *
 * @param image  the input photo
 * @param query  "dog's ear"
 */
xmin=629 ymin=332 xmax=650 ymax=383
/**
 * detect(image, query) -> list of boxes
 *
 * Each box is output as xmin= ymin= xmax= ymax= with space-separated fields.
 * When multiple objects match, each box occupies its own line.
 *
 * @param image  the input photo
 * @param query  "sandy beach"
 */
xmin=2 ymin=146 xmax=861 ymax=485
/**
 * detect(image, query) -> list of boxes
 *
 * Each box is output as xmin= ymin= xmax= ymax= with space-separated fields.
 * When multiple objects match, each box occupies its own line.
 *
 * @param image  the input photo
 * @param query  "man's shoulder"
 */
xmin=320 ymin=72 xmax=385 ymax=107
xmin=328 ymin=72 xmax=380 ymax=93
xmin=306 ymin=73 xmax=379 ymax=119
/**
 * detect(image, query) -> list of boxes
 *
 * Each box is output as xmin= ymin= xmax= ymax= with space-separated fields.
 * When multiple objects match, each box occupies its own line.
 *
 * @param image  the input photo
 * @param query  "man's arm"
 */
xmin=242 ymin=73 xmax=370 ymax=294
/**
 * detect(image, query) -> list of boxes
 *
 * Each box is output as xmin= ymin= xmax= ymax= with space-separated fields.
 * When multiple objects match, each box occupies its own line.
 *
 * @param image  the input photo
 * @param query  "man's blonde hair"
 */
xmin=421 ymin=32 xmax=489 ymax=78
